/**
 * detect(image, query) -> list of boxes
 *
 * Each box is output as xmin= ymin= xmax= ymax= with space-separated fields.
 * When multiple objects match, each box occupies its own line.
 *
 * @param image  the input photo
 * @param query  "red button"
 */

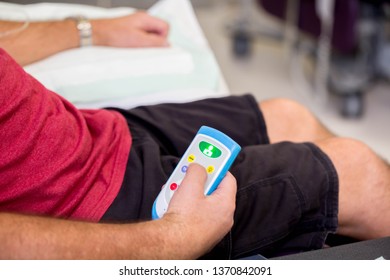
xmin=170 ymin=183 xmax=178 ymax=191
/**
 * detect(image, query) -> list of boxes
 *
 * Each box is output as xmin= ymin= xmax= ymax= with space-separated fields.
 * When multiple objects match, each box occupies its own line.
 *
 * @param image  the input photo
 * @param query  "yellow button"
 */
xmin=206 ymin=165 xmax=215 ymax=174
xmin=188 ymin=154 xmax=195 ymax=162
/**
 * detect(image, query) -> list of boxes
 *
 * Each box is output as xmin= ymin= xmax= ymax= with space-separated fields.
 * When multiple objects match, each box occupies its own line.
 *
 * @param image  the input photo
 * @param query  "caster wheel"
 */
xmin=233 ymin=30 xmax=251 ymax=57
xmin=341 ymin=92 xmax=364 ymax=118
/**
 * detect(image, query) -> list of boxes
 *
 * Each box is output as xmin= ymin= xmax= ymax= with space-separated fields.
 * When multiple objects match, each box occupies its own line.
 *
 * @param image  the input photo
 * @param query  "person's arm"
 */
xmin=0 ymin=11 xmax=169 ymax=66
xmin=0 ymin=164 xmax=236 ymax=259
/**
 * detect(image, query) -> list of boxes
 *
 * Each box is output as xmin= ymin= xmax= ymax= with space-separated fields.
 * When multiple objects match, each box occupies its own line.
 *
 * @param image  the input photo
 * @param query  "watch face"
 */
xmin=77 ymin=18 xmax=92 ymax=47
xmin=66 ymin=16 xmax=92 ymax=47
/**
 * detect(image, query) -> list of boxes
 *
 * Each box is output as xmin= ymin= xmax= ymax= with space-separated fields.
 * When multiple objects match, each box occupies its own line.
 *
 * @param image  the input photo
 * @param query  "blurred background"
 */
xmin=3 ymin=0 xmax=390 ymax=161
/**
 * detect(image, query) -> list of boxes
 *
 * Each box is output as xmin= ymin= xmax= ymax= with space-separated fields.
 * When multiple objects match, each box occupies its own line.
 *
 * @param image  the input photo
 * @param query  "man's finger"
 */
xmin=175 ymin=163 xmax=207 ymax=198
xmin=138 ymin=33 xmax=169 ymax=47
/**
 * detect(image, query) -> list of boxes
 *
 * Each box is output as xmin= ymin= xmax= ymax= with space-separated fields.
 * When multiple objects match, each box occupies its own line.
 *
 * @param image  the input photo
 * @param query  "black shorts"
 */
xmin=101 ymin=94 xmax=339 ymax=259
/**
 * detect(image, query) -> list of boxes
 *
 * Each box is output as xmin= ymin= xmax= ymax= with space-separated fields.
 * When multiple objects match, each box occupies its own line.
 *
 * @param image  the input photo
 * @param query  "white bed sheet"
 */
xmin=0 ymin=0 xmax=229 ymax=109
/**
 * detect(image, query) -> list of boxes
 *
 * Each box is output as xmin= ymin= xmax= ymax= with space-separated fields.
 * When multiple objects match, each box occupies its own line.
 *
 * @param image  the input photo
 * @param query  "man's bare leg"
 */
xmin=260 ymin=98 xmax=335 ymax=143
xmin=316 ymin=138 xmax=390 ymax=240
xmin=260 ymin=98 xmax=390 ymax=240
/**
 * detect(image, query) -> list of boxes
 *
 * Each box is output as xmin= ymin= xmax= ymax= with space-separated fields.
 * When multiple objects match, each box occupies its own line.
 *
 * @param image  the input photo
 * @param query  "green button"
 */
xmin=199 ymin=141 xmax=221 ymax=158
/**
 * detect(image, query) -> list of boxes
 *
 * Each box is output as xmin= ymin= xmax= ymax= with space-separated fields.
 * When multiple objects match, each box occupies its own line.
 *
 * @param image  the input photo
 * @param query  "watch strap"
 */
xmin=67 ymin=16 xmax=92 ymax=47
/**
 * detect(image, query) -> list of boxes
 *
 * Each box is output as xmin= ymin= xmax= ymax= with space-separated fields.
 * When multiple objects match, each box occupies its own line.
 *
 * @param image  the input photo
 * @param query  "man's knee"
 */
xmin=316 ymin=137 xmax=379 ymax=174
xmin=319 ymin=137 xmax=382 ymax=168
xmin=260 ymin=98 xmax=311 ymax=118
xmin=315 ymin=137 xmax=388 ymax=211
xmin=317 ymin=137 xmax=390 ymax=239
xmin=260 ymin=98 xmax=332 ymax=142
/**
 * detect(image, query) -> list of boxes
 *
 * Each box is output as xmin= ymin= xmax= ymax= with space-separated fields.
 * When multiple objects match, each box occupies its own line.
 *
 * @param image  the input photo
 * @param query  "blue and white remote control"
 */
xmin=152 ymin=126 xmax=241 ymax=219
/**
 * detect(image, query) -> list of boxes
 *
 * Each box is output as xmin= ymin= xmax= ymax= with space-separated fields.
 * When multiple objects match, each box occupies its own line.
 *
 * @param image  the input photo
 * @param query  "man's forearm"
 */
xmin=0 ymin=20 xmax=79 ymax=66
xmin=0 ymin=166 xmax=235 ymax=260
xmin=0 ymin=13 xmax=170 ymax=66
xmin=0 ymin=212 xmax=196 ymax=260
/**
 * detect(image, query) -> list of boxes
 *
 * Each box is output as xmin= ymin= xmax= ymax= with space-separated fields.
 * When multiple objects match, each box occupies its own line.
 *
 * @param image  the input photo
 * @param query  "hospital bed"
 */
xmin=0 ymin=0 xmax=229 ymax=109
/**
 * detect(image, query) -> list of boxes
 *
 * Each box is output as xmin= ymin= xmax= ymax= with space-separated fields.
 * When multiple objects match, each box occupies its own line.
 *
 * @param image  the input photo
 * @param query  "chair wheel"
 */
xmin=341 ymin=92 xmax=364 ymax=118
xmin=232 ymin=30 xmax=251 ymax=57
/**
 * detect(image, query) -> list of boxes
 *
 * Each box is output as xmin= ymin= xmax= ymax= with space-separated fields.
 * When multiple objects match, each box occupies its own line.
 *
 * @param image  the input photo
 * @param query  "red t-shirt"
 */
xmin=0 ymin=49 xmax=131 ymax=221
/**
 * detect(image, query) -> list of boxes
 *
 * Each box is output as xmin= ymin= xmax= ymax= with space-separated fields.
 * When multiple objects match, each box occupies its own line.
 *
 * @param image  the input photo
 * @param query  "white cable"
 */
xmin=0 ymin=5 xmax=30 ymax=39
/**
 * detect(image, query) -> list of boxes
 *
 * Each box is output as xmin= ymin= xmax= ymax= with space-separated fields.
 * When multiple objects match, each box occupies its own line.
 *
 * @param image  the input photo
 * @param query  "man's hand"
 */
xmin=92 ymin=12 xmax=170 ymax=48
xmin=162 ymin=163 xmax=237 ymax=258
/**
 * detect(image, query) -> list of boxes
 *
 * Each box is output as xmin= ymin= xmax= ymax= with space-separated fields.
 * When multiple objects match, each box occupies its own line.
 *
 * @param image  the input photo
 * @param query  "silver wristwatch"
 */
xmin=68 ymin=16 xmax=92 ymax=47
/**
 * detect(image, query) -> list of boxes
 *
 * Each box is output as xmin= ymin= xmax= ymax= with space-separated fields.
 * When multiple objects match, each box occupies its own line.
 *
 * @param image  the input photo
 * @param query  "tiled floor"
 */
xmin=194 ymin=1 xmax=390 ymax=161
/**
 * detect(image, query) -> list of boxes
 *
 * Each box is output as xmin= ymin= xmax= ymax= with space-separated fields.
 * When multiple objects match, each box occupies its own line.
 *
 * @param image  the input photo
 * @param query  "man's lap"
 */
xmin=101 ymin=94 xmax=339 ymax=259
